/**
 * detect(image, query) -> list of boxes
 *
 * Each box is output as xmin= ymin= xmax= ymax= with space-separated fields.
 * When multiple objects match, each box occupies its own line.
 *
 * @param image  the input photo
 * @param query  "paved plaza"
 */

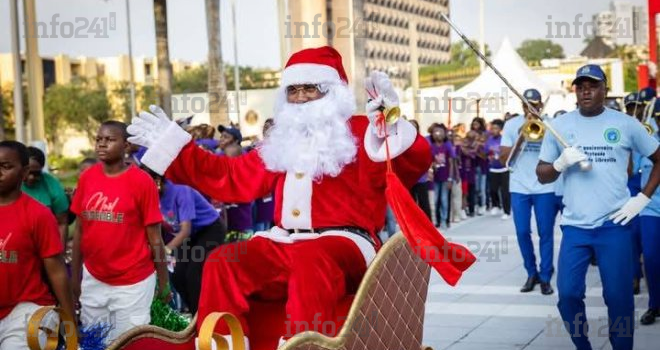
xmin=420 ymin=214 xmax=660 ymax=350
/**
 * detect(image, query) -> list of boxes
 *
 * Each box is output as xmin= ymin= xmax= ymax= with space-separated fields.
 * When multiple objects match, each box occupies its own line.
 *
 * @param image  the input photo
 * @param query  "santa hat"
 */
xmin=281 ymin=46 xmax=348 ymax=87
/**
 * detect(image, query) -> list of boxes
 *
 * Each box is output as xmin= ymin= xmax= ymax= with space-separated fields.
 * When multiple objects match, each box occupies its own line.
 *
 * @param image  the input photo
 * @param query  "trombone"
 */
xmin=440 ymin=13 xmax=592 ymax=172
xmin=504 ymin=99 xmax=548 ymax=170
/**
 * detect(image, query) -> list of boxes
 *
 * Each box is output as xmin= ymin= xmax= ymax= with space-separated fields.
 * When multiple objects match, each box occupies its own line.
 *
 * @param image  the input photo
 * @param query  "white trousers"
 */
xmin=0 ymin=302 xmax=58 ymax=350
xmin=80 ymin=266 xmax=156 ymax=343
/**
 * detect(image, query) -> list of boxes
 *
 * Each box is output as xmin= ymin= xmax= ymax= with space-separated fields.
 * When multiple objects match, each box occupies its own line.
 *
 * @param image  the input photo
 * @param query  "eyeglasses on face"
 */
xmin=286 ymin=84 xmax=321 ymax=96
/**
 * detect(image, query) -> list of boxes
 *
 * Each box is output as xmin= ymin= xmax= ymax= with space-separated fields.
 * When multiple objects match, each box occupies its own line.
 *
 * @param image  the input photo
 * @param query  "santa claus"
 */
xmin=127 ymin=46 xmax=431 ymax=349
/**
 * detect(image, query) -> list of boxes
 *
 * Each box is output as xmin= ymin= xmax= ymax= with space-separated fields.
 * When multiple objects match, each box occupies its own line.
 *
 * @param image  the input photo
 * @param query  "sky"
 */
xmin=0 ymin=0 xmax=651 ymax=70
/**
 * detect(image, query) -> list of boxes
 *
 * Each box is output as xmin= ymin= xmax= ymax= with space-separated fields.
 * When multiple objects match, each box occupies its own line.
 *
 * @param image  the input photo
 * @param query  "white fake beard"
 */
xmin=258 ymin=83 xmax=358 ymax=180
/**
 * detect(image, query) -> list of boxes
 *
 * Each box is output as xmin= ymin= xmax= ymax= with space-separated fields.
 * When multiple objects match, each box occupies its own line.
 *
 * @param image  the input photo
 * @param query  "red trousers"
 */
xmin=196 ymin=235 xmax=367 ymax=337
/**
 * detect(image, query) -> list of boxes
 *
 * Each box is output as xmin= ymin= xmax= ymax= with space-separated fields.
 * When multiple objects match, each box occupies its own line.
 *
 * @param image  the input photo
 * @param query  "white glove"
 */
xmin=126 ymin=105 xmax=174 ymax=148
xmin=609 ymin=193 xmax=651 ymax=225
xmin=552 ymin=146 xmax=588 ymax=172
xmin=126 ymin=105 xmax=192 ymax=175
xmin=364 ymin=71 xmax=399 ymax=121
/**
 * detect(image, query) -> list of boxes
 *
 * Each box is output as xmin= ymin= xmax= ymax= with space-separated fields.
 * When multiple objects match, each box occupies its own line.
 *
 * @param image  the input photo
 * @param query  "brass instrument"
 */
xmin=521 ymin=118 xmax=545 ymax=142
xmin=641 ymin=97 xmax=656 ymax=135
xmin=441 ymin=13 xmax=592 ymax=172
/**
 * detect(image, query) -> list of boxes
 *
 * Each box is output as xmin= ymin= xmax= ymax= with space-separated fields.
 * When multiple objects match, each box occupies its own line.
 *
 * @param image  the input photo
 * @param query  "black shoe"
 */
xmin=633 ymin=279 xmax=641 ymax=295
xmin=520 ymin=276 xmax=539 ymax=293
xmin=540 ymin=281 xmax=554 ymax=295
xmin=640 ymin=308 xmax=660 ymax=325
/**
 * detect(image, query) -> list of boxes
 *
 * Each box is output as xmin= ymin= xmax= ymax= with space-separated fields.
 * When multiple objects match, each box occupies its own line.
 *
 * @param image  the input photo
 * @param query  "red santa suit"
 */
xmin=133 ymin=46 xmax=432 ymax=341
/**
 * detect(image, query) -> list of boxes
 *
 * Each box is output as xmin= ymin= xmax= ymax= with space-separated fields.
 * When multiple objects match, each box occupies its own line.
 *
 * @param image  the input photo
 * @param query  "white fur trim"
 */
xmin=281 ymin=63 xmax=343 ymax=87
xmin=140 ymin=122 xmax=192 ymax=175
xmin=318 ymin=231 xmax=376 ymax=266
xmin=364 ymin=118 xmax=417 ymax=162
xmin=253 ymin=227 xmax=376 ymax=266
xmin=280 ymin=172 xmax=312 ymax=229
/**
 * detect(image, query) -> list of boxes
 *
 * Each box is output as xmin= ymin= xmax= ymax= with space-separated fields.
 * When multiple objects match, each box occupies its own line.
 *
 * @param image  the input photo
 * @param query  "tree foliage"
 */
xmin=43 ymin=79 xmax=111 ymax=151
xmin=450 ymin=40 xmax=491 ymax=68
xmin=516 ymin=39 xmax=565 ymax=63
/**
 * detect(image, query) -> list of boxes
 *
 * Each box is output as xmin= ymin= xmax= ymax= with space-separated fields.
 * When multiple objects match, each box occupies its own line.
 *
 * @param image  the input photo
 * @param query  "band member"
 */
xmin=624 ymin=90 xmax=648 ymax=294
xmin=640 ymin=99 xmax=660 ymax=325
xmin=500 ymin=88 xmax=558 ymax=295
xmin=537 ymin=64 xmax=660 ymax=350
xmin=127 ymin=47 xmax=432 ymax=348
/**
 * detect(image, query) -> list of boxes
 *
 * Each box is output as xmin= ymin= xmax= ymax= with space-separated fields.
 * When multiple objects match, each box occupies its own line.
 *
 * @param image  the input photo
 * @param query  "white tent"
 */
xmin=450 ymin=38 xmax=565 ymax=123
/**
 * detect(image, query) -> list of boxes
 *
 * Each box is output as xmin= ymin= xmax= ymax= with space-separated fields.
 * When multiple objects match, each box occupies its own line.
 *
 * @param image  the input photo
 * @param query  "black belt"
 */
xmin=285 ymin=226 xmax=376 ymax=246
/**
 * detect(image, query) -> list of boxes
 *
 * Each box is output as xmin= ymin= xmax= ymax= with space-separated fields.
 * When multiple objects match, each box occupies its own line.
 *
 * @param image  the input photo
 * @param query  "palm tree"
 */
xmin=205 ymin=0 xmax=229 ymax=127
xmin=154 ymin=0 xmax=173 ymax=116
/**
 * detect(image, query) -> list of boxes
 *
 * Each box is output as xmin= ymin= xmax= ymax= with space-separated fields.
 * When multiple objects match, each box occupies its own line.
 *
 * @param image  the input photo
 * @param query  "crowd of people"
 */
xmin=1 ymin=47 xmax=659 ymax=350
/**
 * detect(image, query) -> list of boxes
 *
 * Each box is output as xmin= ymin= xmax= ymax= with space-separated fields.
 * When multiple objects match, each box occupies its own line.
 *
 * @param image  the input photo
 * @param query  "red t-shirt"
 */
xmin=71 ymin=164 xmax=162 ymax=286
xmin=0 ymin=193 xmax=63 ymax=320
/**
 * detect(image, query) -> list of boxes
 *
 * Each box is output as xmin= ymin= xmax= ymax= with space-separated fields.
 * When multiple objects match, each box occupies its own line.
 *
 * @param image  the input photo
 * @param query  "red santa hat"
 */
xmin=281 ymin=46 xmax=348 ymax=87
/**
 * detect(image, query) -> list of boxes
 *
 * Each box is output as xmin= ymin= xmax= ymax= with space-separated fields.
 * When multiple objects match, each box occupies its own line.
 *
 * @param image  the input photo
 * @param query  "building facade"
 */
xmin=593 ymin=1 xmax=648 ymax=47
xmin=285 ymin=0 xmax=450 ymax=91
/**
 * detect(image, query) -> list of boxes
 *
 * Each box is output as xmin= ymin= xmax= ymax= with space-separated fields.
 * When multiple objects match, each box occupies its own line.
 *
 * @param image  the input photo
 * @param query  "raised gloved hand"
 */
xmin=126 ymin=105 xmax=192 ymax=175
xmin=364 ymin=71 xmax=399 ymax=121
xmin=126 ymin=105 xmax=173 ymax=148
xmin=365 ymin=71 xmax=400 ymax=139
xmin=609 ymin=193 xmax=651 ymax=225
xmin=553 ymin=146 xmax=588 ymax=172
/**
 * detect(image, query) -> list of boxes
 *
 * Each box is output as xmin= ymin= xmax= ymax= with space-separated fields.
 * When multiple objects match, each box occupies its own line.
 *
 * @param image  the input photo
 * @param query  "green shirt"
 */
xmin=22 ymin=172 xmax=70 ymax=215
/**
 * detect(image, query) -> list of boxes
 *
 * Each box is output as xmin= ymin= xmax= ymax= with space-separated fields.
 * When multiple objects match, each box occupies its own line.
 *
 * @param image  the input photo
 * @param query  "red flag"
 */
xmin=377 ymin=117 xmax=476 ymax=286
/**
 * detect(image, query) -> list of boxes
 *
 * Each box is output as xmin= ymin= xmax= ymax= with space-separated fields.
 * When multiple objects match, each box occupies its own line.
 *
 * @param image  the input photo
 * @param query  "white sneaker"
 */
xmin=477 ymin=206 xmax=485 ymax=216
xmin=490 ymin=207 xmax=501 ymax=215
xmin=500 ymin=214 xmax=510 ymax=220
xmin=460 ymin=210 xmax=468 ymax=220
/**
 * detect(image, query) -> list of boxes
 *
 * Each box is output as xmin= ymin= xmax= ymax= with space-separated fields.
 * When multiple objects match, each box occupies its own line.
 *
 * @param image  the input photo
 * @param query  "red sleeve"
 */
xmin=137 ymin=170 xmax=163 ymax=226
xmin=165 ymin=142 xmax=279 ymax=203
xmin=392 ymin=133 xmax=433 ymax=188
xmin=33 ymin=205 xmax=64 ymax=258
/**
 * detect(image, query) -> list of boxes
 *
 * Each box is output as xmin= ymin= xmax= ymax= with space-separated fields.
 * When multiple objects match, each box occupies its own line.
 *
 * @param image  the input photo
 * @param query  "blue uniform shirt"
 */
xmin=539 ymin=108 xmax=659 ymax=228
xmin=501 ymin=115 xmax=555 ymax=194
xmin=641 ymin=118 xmax=660 ymax=218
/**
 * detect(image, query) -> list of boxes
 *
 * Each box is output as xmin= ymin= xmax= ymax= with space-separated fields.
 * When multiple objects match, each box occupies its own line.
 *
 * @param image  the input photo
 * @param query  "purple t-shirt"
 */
xmin=458 ymin=146 xmax=477 ymax=184
xmin=431 ymin=141 xmax=455 ymax=182
xmin=226 ymin=203 xmax=254 ymax=231
xmin=160 ymin=181 xmax=219 ymax=243
xmin=484 ymin=135 xmax=505 ymax=170
xmin=254 ymin=194 xmax=275 ymax=224
xmin=195 ymin=138 xmax=219 ymax=151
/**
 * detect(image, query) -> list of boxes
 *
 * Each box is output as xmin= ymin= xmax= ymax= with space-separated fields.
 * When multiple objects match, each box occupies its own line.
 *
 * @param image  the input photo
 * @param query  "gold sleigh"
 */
xmin=28 ymin=233 xmax=434 ymax=350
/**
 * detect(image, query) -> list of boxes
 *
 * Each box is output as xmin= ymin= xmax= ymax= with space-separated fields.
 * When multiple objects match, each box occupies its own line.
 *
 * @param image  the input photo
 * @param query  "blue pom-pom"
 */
xmin=79 ymin=323 xmax=112 ymax=350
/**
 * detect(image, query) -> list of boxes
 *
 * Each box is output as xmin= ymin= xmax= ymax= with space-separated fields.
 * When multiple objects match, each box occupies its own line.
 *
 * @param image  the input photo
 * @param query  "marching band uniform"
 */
xmin=501 ymin=89 xmax=559 ymax=294
xmin=539 ymin=65 xmax=660 ymax=350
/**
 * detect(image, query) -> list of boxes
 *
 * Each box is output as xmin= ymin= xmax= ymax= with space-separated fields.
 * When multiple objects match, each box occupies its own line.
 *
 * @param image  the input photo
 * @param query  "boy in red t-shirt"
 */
xmin=70 ymin=121 xmax=169 ymax=342
xmin=0 ymin=141 xmax=75 ymax=350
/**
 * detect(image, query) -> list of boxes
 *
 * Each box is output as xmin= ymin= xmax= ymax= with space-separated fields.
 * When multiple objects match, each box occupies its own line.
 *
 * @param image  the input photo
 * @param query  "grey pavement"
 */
xmin=416 ymin=213 xmax=660 ymax=350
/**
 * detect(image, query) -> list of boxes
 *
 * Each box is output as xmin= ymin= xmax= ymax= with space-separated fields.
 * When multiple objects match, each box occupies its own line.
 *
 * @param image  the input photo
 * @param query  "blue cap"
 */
xmin=639 ymin=87 xmax=657 ymax=103
xmin=624 ymin=93 xmax=641 ymax=106
xmin=605 ymin=99 xmax=621 ymax=111
xmin=572 ymin=64 xmax=607 ymax=85
xmin=523 ymin=89 xmax=542 ymax=103
xmin=217 ymin=125 xmax=243 ymax=143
